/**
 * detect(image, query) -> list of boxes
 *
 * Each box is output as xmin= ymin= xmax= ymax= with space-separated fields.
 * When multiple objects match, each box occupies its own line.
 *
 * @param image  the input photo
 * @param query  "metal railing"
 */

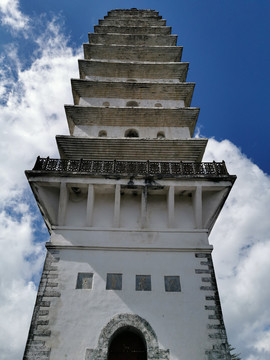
xmin=32 ymin=157 xmax=229 ymax=177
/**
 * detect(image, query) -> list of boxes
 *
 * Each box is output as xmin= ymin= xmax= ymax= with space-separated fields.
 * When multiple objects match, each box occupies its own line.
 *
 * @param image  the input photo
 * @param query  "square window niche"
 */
xmin=164 ymin=276 xmax=181 ymax=292
xmin=76 ymin=273 xmax=93 ymax=289
xmin=136 ymin=275 xmax=151 ymax=291
xmin=106 ymin=273 xmax=122 ymax=290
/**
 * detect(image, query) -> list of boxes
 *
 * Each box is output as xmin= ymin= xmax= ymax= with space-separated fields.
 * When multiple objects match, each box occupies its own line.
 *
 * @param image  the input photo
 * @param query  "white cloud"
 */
xmin=0 ymin=10 xmax=82 ymax=359
xmin=0 ymin=0 xmax=29 ymax=31
xmin=0 ymin=209 xmax=44 ymax=360
xmin=0 ymin=16 xmax=82 ymax=204
xmin=204 ymin=139 xmax=270 ymax=360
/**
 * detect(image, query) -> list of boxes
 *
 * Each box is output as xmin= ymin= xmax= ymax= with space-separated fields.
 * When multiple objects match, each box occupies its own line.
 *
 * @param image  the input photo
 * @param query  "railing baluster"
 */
xmin=33 ymin=156 xmax=41 ymax=170
xmin=44 ymin=156 xmax=50 ymax=171
xmin=213 ymin=161 xmax=217 ymax=175
xmin=32 ymin=157 xmax=229 ymax=177
xmin=222 ymin=160 xmax=228 ymax=175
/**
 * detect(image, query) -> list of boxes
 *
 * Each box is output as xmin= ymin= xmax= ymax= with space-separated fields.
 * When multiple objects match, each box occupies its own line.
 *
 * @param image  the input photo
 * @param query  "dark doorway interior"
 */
xmin=108 ymin=329 xmax=147 ymax=360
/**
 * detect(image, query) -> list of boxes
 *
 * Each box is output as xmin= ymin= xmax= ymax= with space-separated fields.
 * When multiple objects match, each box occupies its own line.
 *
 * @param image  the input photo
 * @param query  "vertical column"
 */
xmin=57 ymin=182 xmax=68 ymax=226
xmin=141 ymin=187 xmax=147 ymax=228
xmin=167 ymin=186 xmax=175 ymax=228
xmin=86 ymin=184 xmax=94 ymax=227
xmin=193 ymin=186 xmax=202 ymax=229
xmin=113 ymin=184 xmax=121 ymax=228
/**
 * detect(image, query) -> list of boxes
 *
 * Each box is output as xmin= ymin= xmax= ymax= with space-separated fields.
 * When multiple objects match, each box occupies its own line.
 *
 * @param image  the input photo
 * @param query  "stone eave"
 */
xmin=78 ymin=59 xmax=189 ymax=81
xmin=83 ymin=43 xmax=183 ymax=62
xmin=99 ymin=18 xmax=167 ymax=26
xmin=56 ymin=136 xmax=207 ymax=162
xmin=64 ymin=105 xmax=199 ymax=136
xmin=94 ymin=25 xmax=172 ymax=35
xmin=71 ymin=79 xmax=194 ymax=107
xmin=88 ymin=33 xmax=178 ymax=47
xmin=107 ymin=9 xmax=161 ymax=17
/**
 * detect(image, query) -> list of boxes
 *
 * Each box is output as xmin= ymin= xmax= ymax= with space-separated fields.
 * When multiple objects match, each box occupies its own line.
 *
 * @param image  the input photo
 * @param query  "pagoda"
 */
xmin=24 ymin=9 xmax=235 ymax=360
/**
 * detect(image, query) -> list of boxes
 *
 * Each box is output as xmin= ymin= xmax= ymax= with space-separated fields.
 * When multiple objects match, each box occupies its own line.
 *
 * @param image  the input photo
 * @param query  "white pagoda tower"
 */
xmin=24 ymin=9 xmax=236 ymax=360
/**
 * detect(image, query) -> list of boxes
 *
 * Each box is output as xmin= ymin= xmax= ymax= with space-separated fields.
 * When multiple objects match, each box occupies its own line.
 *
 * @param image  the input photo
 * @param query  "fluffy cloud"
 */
xmin=0 ymin=208 xmax=45 ymax=359
xmin=0 ymin=16 xmax=82 ymax=203
xmin=204 ymin=139 xmax=270 ymax=359
xmin=0 ymin=10 xmax=81 ymax=359
xmin=0 ymin=0 xmax=29 ymax=31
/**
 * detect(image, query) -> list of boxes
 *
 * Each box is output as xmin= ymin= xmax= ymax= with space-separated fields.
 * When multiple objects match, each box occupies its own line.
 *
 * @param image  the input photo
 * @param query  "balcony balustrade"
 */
xmin=32 ymin=157 xmax=230 ymax=178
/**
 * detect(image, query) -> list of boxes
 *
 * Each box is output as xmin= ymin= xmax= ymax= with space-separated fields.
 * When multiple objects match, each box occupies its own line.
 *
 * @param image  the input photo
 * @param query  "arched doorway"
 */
xmin=85 ymin=314 xmax=169 ymax=360
xmin=108 ymin=329 xmax=147 ymax=360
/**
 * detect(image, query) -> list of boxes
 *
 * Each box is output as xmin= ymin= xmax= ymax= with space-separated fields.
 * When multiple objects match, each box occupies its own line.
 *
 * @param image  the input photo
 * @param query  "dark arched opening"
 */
xmin=125 ymin=129 xmax=139 ymax=138
xmin=157 ymin=131 xmax=165 ymax=139
xmin=98 ymin=130 xmax=107 ymax=137
xmin=108 ymin=329 xmax=147 ymax=360
xmin=126 ymin=101 xmax=139 ymax=107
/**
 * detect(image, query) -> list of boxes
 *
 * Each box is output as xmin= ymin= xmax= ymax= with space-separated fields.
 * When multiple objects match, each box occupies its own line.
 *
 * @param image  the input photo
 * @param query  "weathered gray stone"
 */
xmin=83 ymin=44 xmax=182 ymax=62
xmin=99 ymin=18 xmax=166 ymax=26
xmin=94 ymin=25 xmax=172 ymax=35
xmin=195 ymin=253 xmax=211 ymax=258
xmin=71 ymin=78 xmax=194 ymax=105
xmin=65 ymin=105 xmax=198 ymax=136
xmin=23 ymin=249 xmax=60 ymax=359
xmin=195 ymin=269 xmax=211 ymax=274
xmin=37 ymin=320 xmax=49 ymax=326
xmin=89 ymin=33 xmax=177 ymax=47
xmin=56 ymin=136 xmax=207 ymax=162
xmin=78 ymin=59 xmax=189 ymax=81
xmin=46 ymin=282 xmax=58 ymax=287
xmin=33 ymin=329 xmax=51 ymax=337
xmin=40 ymin=301 xmax=51 ymax=307
xmin=39 ymin=310 xmax=49 ymax=316
xmin=195 ymin=253 xmax=232 ymax=359
xmin=43 ymin=291 xmax=61 ymax=297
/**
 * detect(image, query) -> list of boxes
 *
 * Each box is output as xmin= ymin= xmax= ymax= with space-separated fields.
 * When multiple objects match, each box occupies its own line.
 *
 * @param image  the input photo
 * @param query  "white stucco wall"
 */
xmin=47 ymin=248 xmax=212 ymax=360
xmin=79 ymin=97 xmax=185 ymax=108
xmin=72 ymin=124 xmax=191 ymax=139
xmin=85 ymin=75 xmax=182 ymax=84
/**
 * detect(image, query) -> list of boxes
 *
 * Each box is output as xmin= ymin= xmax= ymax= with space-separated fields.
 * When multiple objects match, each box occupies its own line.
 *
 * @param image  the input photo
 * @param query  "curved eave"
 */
xmin=83 ymin=44 xmax=183 ymax=62
xmin=93 ymin=25 xmax=172 ymax=35
xmin=88 ymin=33 xmax=177 ymax=47
xmin=64 ymin=105 xmax=199 ymax=136
xmin=56 ymin=136 xmax=207 ymax=162
xmin=99 ymin=18 xmax=167 ymax=26
xmin=106 ymin=9 xmax=161 ymax=18
xmin=78 ymin=59 xmax=189 ymax=82
xmin=71 ymin=79 xmax=195 ymax=107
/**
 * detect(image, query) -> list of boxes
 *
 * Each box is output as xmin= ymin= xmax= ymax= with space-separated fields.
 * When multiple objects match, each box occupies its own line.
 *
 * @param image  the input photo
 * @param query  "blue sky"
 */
xmin=11 ymin=0 xmax=270 ymax=175
xmin=0 ymin=1 xmax=270 ymax=359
